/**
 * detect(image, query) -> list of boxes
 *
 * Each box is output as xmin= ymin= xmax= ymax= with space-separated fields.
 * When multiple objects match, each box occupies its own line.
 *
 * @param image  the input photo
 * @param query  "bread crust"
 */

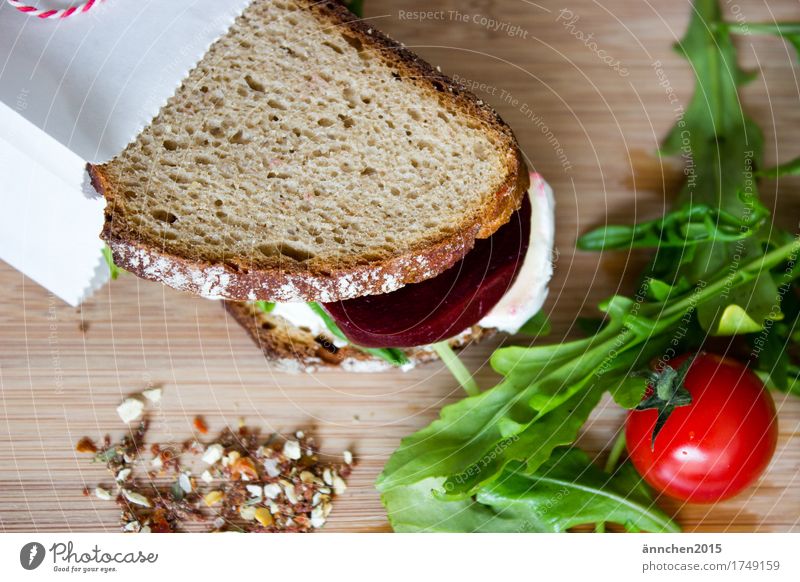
xmin=222 ymin=300 xmax=491 ymax=372
xmin=90 ymin=0 xmax=529 ymax=302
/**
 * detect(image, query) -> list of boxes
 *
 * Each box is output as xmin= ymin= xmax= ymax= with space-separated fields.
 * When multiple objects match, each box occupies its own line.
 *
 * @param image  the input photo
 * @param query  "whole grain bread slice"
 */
xmin=222 ymin=300 xmax=491 ymax=373
xmin=89 ymin=0 xmax=528 ymax=302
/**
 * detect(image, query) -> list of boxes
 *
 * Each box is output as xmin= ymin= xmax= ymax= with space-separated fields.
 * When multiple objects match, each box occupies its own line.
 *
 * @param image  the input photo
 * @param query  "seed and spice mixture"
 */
xmin=77 ymin=392 xmax=352 ymax=532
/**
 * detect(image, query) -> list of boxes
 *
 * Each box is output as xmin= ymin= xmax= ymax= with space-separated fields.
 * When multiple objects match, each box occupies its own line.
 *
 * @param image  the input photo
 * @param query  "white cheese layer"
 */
xmin=267 ymin=172 xmax=555 ymax=341
xmin=269 ymin=303 xmax=348 ymax=347
xmin=478 ymin=173 xmax=555 ymax=333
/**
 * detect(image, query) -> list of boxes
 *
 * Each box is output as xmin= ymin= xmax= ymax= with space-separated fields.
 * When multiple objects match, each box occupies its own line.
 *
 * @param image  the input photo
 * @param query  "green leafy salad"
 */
xmin=376 ymin=0 xmax=800 ymax=532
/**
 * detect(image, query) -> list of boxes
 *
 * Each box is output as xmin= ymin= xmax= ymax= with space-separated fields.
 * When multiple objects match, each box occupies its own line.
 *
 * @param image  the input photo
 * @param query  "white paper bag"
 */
xmin=0 ymin=0 xmax=253 ymax=305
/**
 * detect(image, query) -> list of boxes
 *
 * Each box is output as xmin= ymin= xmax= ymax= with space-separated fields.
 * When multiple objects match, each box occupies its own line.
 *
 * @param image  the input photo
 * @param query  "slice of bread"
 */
xmin=89 ymin=0 xmax=528 ymax=303
xmin=223 ymin=301 xmax=491 ymax=373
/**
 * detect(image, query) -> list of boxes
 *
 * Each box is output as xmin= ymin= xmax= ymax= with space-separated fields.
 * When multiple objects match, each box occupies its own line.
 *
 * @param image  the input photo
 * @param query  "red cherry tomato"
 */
xmin=626 ymin=353 xmax=778 ymax=503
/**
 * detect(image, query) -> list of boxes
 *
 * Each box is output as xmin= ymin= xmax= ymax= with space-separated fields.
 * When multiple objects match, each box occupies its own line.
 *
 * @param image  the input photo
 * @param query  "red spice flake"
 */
xmin=193 ymin=416 xmax=208 ymax=434
xmin=75 ymin=437 xmax=97 ymax=454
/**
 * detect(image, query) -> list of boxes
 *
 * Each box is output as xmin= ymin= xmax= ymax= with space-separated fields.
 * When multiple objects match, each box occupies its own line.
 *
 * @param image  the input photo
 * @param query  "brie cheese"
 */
xmin=478 ymin=173 xmax=555 ymax=333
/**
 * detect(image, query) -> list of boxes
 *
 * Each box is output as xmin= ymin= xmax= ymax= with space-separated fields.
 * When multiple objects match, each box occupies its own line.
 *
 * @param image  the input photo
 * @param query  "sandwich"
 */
xmin=87 ymin=0 xmax=555 ymax=372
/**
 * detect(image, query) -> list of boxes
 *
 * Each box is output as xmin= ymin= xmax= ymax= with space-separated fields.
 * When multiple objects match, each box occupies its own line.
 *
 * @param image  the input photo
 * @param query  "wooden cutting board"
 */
xmin=1 ymin=0 xmax=799 ymax=533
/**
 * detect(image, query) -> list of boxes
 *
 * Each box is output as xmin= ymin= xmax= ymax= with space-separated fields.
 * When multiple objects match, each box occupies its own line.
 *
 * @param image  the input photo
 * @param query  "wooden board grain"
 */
xmin=1 ymin=0 xmax=799 ymax=533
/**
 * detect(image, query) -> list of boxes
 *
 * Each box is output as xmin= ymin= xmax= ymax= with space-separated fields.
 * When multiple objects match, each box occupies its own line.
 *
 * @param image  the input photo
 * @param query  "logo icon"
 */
xmin=20 ymin=542 xmax=46 ymax=570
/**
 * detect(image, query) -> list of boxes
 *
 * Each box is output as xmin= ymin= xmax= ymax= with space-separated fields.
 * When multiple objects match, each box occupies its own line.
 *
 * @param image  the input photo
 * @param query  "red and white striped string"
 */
xmin=5 ymin=0 xmax=104 ymax=20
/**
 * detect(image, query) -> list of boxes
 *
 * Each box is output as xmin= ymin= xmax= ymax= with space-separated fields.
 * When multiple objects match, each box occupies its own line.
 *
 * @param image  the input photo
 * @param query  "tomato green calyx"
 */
xmin=634 ymin=356 xmax=696 ymax=449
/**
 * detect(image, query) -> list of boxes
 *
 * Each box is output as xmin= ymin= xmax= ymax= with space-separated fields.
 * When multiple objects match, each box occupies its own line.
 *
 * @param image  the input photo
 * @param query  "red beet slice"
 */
xmin=322 ymin=196 xmax=531 ymax=348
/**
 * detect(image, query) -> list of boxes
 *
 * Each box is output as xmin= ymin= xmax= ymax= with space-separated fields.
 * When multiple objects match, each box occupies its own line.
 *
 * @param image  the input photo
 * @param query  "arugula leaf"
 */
xmin=382 ymin=449 xmax=678 ymax=533
xmin=430 ymin=342 xmax=479 ymax=396
xmin=255 ymin=301 xmax=275 ymax=314
xmin=343 ymin=0 xmax=364 ymax=18
xmin=757 ymin=364 xmax=800 ymax=396
xmin=438 ymin=382 xmax=606 ymax=497
xmin=102 ymin=245 xmax=124 ymax=280
xmin=751 ymin=278 xmax=800 ymax=392
xmin=379 ymin=300 xmax=664 ymax=498
xmin=644 ymin=276 xmax=691 ymax=302
xmin=577 ymin=203 xmax=766 ymax=251
xmin=307 ymin=302 xmax=409 ymax=366
xmin=696 ymin=281 xmax=781 ymax=336
xmin=724 ymin=22 xmax=800 ymax=62
xmin=517 ymin=310 xmax=552 ymax=336
xmin=758 ymin=156 xmax=800 ymax=179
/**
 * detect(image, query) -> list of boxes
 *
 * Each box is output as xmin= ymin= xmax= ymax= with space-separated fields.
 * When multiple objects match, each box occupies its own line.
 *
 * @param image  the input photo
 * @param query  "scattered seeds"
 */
xmin=79 ymin=422 xmax=351 ymax=533
xmin=282 ymin=440 xmax=302 ymax=460
xmin=95 ymin=486 xmax=113 ymax=501
xmin=283 ymin=482 xmax=299 ymax=505
xmin=202 ymin=443 xmax=224 ymax=465
xmin=246 ymin=484 xmax=263 ymax=498
xmin=178 ymin=473 xmax=193 ymax=494
xmin=263 ymin=483 xmax=281 ymax=500
xmin=262 ymin=457 xmax=280 ymax=478
xmin=116 ymin=398 xmax=144 ymax=423
xmin=332 ymin=474 xmax=347 ymax=496
xmin=122 ymin=489 xmax=151 ymax=507
xmin=141 ymin=387 xmax=162 ymax=404
xmin=310 ymin=505 xmax=326 ymax=528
